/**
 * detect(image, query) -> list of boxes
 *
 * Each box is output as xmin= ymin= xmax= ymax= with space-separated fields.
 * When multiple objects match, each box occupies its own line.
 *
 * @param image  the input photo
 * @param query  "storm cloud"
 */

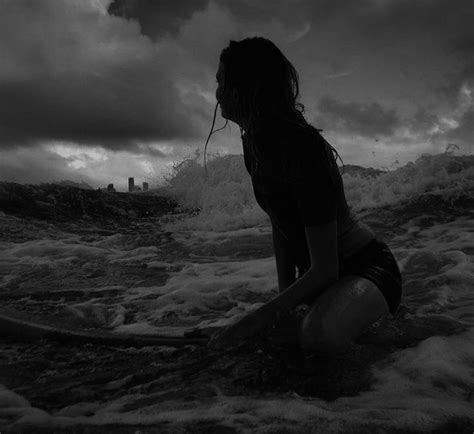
xmin=317 ymin=96 xmax=401 ymax=138
xmin=0 ymin=0 xmax=473 ymax=187
xmin=0 ymin=0 xmax=202 ymax=150
xmin=108 ymin=0 xmax=209 ymax=40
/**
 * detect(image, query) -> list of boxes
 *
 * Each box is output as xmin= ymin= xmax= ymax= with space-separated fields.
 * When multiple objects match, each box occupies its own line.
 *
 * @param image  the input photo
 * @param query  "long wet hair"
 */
xmin=204 ymin=37 xmax=344 ymax=177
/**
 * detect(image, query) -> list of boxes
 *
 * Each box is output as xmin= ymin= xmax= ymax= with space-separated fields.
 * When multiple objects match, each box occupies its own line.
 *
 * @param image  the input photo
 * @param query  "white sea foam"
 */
xmin=3 ymin=324 xmax=474 ymax=432
xmin=115 ymin=257 xmax=278 ymax=334
xmin=159 ymin=152 xmax=474 ymax=231
xmin=391 ymin=215 xmax=474 ymax=323
xmin=1 ymin=238 xmax=109 ymax=266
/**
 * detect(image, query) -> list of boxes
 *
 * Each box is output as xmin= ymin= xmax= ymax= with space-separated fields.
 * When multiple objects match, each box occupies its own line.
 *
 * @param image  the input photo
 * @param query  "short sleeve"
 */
xmin=289 ymin=142 xmax=338 ymax=226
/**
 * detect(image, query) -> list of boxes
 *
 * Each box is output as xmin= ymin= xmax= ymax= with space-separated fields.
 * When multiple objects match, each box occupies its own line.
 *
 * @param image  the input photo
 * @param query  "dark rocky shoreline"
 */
xmin=0 ymin=182 xmax=179 ymax=225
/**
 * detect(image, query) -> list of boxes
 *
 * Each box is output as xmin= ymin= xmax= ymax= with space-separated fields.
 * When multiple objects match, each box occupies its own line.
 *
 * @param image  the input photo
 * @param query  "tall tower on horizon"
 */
xmin=128 ymin=177 xmax=134 ymax=193
xmin=143 ymin=182 xmax=149 ymax=192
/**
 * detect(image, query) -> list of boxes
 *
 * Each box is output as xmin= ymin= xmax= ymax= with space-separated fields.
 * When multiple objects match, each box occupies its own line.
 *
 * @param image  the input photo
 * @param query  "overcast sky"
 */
xmin=1 ymin=0 xmax=473 ymax=190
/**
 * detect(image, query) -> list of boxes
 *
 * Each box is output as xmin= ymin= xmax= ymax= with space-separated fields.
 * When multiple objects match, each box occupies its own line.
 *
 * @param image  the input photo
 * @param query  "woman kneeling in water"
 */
xmin=209 ymin=37 xmax=402 ymax=354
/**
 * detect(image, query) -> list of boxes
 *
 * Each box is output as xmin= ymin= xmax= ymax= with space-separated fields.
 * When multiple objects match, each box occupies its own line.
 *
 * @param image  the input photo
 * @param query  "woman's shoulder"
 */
xmin=247 ymin=117 xmax=331 ymax=177
xmin=254 ymin=119 xmax=323 ymax=154
xmin=280 ymin=124 xmax=328 ymax=162
xmin=269 ymin=119 xmax=324 ymax=148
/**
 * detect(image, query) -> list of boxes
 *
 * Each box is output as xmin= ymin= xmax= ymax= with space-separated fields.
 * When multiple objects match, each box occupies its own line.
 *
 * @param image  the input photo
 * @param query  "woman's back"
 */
xmin=242 ymin=119 xmax=375 ymax=273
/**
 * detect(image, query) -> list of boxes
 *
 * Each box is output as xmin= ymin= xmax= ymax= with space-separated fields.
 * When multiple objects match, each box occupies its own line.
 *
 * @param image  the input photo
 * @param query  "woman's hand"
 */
xmin=208 ymin=305 xmax=277 ymax=350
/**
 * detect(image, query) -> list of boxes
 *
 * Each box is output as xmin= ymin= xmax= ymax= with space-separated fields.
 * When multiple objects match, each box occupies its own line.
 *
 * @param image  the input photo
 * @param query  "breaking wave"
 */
xmin=160 ymin=150 xmax=474 ymax=231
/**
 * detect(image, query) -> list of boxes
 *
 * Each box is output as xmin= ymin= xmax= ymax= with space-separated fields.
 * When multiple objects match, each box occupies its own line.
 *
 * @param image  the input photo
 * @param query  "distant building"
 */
xmin=128 ymin=177 xmax=134 ymax=193
xmin=143 ymin=182 xmax=149 ymax=192
xmin=107 ymin=183 xmax=116 ymax=192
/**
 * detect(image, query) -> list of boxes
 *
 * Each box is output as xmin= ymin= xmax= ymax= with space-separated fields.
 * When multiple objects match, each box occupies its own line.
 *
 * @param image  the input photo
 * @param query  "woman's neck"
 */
xmin=246 ymin=111 xmax=306 ymax=136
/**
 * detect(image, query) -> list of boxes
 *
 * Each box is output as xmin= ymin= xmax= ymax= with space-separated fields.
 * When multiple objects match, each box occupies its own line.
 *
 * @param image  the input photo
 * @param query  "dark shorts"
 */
xmin=340 ymin=238 xmax=402 ymax=315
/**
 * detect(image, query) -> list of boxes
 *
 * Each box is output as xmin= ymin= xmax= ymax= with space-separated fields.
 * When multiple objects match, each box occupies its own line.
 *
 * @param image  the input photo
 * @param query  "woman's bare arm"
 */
xmin=269 ymin=220 xmax=339 ymax=310
xmin=208 ymin=220 xmax=339 ymax=347
xmin=272 ymin=222 xmax=296 ymax=291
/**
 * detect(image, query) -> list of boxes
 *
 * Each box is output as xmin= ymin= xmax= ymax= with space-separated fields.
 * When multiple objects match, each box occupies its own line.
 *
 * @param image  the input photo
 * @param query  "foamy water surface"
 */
xmin=1 ymin=152 xmax=473 ymax=432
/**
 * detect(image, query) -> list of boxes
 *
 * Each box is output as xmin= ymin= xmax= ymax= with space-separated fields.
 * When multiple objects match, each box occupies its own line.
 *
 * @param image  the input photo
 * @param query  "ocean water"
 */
xmin=0 ymin=151 xmax=473 ymax=432
xmin=160 ymin=150 xmax=474 ymax=231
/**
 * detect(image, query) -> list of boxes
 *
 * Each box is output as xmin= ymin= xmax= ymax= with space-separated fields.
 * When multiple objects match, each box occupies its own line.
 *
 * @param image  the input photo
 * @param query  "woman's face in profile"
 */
xmin=215 ymin=61 xmax=238 ymax=123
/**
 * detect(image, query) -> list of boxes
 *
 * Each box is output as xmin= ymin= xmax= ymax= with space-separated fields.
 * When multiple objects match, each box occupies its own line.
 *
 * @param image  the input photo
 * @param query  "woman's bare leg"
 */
xmin=299 ymin=275 xmax=390 ymax=354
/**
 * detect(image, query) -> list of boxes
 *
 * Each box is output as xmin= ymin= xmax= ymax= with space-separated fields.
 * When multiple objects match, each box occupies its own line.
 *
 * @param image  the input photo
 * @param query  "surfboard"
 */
xmin=0 ymin=307 xmax=209 ymax=348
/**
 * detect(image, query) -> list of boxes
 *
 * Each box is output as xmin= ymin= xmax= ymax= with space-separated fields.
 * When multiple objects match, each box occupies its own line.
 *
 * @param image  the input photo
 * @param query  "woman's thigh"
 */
xmin=299 ymin=275 xmax=390 ymax=352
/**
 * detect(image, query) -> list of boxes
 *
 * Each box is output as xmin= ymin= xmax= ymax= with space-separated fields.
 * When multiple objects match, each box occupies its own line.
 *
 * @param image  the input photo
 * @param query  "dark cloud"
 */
xmin=0 ymin=147 xmax=97 ymax=186
xmin=437 ymin=61 xmax=474 ymax=108
xmin=1 ymin=0 xmax=473 ymax=187
xmin=108 ymin=0 xmax=209 ymax=40
xmin=316 ymin=96 xmax=401 ymax=137
xmin=302 ymin=0 xmax=474 ymax=102
xmin=407 ymin=107 xmax=439 ymax=133
xmin=0 ymin=0 xmax=202 ymax=151
xmin=0 ymin=74 xmax=190 ymax=150
xmin=446 ymin=108 xmax=474 ymax=149
xmin=344 ymin=0 xmax=474 ymax=43
xmin=425 ymin=4 xmax=474 ymax=103
xmin=450 ymin=34 xmax=474 ymax=56
xmin=220 ymin=0 xmax=309 ymax=29
xmin=108 ymin=0 xmax=311 ymax=41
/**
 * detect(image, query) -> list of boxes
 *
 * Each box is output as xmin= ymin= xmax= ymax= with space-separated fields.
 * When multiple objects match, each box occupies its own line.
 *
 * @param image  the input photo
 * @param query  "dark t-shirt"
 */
xmin=242 ymin=119 xmax=374 ymax=274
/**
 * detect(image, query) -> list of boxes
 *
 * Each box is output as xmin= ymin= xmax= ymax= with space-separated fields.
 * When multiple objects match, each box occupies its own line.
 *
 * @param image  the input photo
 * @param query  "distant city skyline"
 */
xmin=1 ymin=0 xmax=473 ymax=189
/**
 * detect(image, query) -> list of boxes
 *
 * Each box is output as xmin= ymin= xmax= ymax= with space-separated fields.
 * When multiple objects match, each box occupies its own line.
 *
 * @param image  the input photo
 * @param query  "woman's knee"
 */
xmin=298 ymin=315 xmax=351 ymax=354
xmin=298 ymin=276 xmax=391 ymax=353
